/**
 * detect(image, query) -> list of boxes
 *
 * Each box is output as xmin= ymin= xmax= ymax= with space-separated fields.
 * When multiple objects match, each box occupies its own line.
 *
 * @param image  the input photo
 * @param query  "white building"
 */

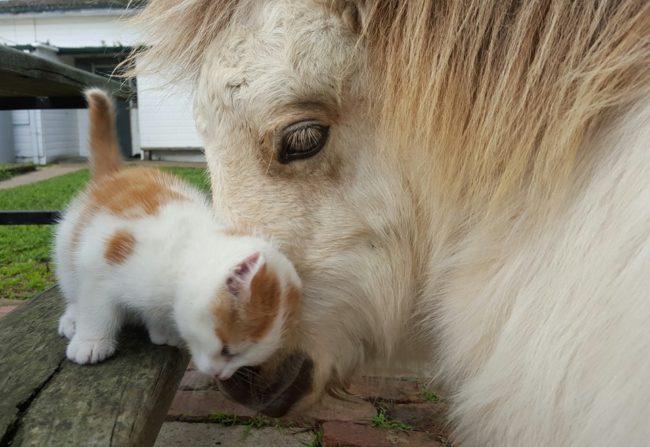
xmin=0 ymin=0 xmax=203 ymax=163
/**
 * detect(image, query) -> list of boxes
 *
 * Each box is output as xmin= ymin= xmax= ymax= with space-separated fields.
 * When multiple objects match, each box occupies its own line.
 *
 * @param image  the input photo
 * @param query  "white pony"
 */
xmin=130 ymin=1 xmax=650 ymax=445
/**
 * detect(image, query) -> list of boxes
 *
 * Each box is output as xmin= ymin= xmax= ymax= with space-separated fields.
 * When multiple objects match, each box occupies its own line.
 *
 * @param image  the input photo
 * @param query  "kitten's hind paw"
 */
xmin=66 ymin=337 xmax=117 ymax=364
xmin=58 ymin=314 xmax=76 ymax=339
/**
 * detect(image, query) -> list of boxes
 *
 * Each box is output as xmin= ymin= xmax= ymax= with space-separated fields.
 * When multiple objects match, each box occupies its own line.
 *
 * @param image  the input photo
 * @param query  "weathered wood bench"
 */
xmin=0 ymin=287 xmax=189 ymax=446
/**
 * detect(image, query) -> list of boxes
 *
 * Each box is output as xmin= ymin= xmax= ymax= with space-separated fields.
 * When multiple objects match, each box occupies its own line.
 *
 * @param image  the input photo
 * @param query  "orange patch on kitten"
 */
xmin=90 ymin=168 xmax=188 ymax=218
xmin=214 ymin=264 xmax=282 ymax=344
xmin=214 ymin=299 xmax=235 ymax=345
xmin=86 ymin=89 xmax=121 ymax=180
xmin=105 ymin=230 xmax=136 ymax=265
xmin=73 ymin=91 xmax=188 ymax=251
xmin=70 ymin=168 xmax=189 ymax=252
xmin=247 ymin=264 xmax=282 ymax=339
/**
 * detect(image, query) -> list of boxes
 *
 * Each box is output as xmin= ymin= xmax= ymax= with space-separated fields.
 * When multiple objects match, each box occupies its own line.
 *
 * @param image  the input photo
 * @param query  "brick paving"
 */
xmin=322 ymin=421 xmax=446 ymax=447
xmin=159 ymin=363 xmax=454 ymax=447
xmin=155 ymin=423 xmax=315 ymax=447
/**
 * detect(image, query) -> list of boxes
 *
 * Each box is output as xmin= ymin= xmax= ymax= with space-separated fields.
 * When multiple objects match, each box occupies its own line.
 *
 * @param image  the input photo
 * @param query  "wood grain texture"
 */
xmin=0 ymin=287 xmax=189 ymax=447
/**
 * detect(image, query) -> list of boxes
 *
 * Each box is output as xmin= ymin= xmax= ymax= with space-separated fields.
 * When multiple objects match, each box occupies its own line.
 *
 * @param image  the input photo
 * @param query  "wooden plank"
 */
xmin=0 ymin=288 xmax=68 ymax=443
xmin=0 ymin=46 xmax=131 ymax=100
xmin=0 ymin=287 xmax=189 ymax=447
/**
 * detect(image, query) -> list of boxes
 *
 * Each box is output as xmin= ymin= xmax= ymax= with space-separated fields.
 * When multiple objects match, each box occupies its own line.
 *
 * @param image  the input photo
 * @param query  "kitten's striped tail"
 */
xmin=84 ymin=88 xmax=122 ymax=181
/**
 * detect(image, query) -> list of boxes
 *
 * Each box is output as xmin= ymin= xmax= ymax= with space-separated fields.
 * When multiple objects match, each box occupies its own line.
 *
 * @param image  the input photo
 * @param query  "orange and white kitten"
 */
xmin=55 ymin=89 xmax=301 ymax=380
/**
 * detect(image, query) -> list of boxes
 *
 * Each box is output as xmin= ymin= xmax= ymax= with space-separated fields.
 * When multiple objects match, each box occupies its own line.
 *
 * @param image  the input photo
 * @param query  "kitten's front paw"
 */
xmin=58 ymin=313 xmax=76 ymax=339
xmin=149 ymin=330 xmax=184 ymax=348
xmin=66 ymin=337 xmax=116 ymax=364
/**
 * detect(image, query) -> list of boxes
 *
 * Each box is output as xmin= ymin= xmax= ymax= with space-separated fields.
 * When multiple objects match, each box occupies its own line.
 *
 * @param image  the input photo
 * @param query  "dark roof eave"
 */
xmin=11 ymin=44 xmax=134 ymax=55
xmin=60 ymin=46 xmax=134 ymax=55
xmin=0 ymin=1 xmax=145 ymax=15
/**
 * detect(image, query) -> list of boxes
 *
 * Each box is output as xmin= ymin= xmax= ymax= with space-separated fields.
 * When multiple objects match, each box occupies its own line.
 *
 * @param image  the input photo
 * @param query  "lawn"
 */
xmin=0 ymin=167 xmax=210 ymax=300
xmin=0 ymin=162 xmax=36 ymax=181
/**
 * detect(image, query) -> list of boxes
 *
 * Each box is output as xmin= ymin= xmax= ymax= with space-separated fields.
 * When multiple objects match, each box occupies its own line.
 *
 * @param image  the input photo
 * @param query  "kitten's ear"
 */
xmin=226 ymin=252 xmax=265 ymax=300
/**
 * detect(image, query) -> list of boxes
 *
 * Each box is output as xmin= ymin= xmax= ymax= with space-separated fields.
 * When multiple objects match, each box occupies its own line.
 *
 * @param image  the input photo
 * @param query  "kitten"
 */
xmin=55 ymin=89 xmax=301 ymax=380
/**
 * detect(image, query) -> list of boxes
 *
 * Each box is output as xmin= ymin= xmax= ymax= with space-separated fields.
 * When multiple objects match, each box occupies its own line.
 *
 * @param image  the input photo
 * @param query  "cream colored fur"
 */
xmin=129 ymin=1 xmax=650 ymax=445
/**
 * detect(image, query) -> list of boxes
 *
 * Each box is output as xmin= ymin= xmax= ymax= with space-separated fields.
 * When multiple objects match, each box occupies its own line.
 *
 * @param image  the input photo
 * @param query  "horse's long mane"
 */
xmin=129 ymin=0 xmax=650 ymax=207
xmin=364 ymin=1 xmax=650 ymax=206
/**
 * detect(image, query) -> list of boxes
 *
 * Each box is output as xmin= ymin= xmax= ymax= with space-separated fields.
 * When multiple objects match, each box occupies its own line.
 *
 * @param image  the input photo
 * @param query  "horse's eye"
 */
xmin=278 ymin=120 xmax=329 ymax=164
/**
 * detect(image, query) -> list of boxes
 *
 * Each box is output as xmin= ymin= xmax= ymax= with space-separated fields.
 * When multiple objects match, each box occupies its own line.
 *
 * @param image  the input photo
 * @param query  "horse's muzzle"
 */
xmin=218 ymin=351 xmax=314 ymax=417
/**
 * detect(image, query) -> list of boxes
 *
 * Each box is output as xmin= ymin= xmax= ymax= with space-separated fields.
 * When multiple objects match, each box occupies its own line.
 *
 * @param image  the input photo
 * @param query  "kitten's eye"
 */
xmin=278 ymin=120 xmax=329 ymax=164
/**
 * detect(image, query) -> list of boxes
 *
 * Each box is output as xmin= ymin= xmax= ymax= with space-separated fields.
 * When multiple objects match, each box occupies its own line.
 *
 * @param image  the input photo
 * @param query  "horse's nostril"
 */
xmin=260 ymin=356 xmax=314 ymax=417
xmin=218 ymin=352 xmax=314 ymax=417
xmin=219 ymin=366 xmax=264 ymax=407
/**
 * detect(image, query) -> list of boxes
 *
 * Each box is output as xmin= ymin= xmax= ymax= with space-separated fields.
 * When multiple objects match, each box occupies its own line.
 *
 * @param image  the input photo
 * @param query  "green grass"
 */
xmin=371 ymin=407 xmax=413 ymax=433
xmin=207 ymin=413 xmax=276 ymax=428
xmin=303 ymin=429 xmax=323 ymax=447
xmin=208 ymin=412 xmax=321 ymax=445
xmin=207 ymin=413 xmax=282 ymax=442
xmin=0 ymin=162 xmax=36 ymax=181
xmin=0 ymin=167 xmax=210 ymax=300
xmin=422 ymin=388 xmax=440 ymax=403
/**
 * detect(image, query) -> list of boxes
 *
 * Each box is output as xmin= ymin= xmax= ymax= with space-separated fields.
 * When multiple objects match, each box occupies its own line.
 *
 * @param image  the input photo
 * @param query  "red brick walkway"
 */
xmin=159 ymin=363 xmax=453 ymax=447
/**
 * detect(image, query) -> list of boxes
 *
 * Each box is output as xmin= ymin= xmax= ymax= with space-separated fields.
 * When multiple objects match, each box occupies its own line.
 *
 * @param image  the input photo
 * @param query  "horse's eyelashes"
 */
xmin=278 ymin=121 xmax=329 ymax=164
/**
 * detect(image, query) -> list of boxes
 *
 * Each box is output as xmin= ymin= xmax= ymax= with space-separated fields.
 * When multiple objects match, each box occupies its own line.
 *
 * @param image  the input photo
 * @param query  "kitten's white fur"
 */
xmin=56 ymin=185 xmax=299 ymax=378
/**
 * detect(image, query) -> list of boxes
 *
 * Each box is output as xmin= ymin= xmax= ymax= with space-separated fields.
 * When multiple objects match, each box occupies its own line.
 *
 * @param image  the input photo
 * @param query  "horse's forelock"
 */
xmin=124 ymin=0 xmax=247 ymax=82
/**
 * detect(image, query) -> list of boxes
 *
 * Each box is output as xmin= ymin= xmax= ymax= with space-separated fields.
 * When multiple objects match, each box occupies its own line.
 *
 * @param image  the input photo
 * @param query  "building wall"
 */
xmin=0 ymin=13 xmax=137 ymax=48
xmin=0 ymin=10 xmax=203 ymax=161
xmin=11 ymin=109 xmax=79 ymax=163
xmin=0 ymin=111 xmax=15 ymax=163
xmin=11 ymin=110 xmax=37 ymax=162
xmin=77 ymin=109 xmax=90 ymax=157
xmin=40 ymin=109 xmax=79 ymax=161
xmin=137 ymin=75 xmax=202 ymax=149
